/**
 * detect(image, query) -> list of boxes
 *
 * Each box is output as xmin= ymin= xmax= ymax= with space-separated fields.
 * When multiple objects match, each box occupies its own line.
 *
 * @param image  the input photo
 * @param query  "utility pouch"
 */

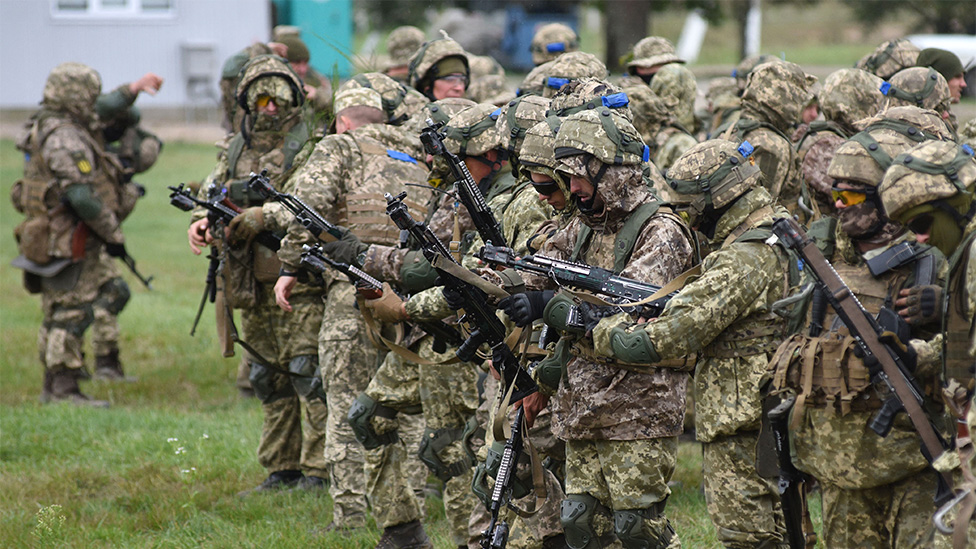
xmin=252 ymin=238 xmax=281 ymax=284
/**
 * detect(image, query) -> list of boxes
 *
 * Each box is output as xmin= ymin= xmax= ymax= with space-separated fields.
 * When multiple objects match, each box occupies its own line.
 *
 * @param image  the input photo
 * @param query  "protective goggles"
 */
xmin=256 ymin=94 xmax=274 ymax=109
xmin=830 ymin=186 xmax=875 ymax=206
xmin=436 ymin=74 xmax=469 ymax=86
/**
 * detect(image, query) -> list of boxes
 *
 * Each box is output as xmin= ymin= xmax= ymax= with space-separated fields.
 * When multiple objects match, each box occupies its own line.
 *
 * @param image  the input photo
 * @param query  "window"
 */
xmin=52 ymin=0 xmax=174 ymax=18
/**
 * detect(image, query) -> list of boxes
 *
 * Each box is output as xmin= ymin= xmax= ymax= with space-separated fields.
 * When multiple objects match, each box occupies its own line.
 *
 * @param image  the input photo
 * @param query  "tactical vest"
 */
xmin=13 ymin=113 xmax=123 ymax=263
xmin=943 ymin=230 xmax=976 ymax=391
xmin=336 ymin=133 xmax=428 ymax=246
xmin=570 ymin=201 xmax=662 ymax=274
xmin=770 ymin=239 xmax=943 ymax=417
xmin=794 ymin=120 xmax=850 ymax=154
xmin=223 ymin=120 xmax=309 ymax=207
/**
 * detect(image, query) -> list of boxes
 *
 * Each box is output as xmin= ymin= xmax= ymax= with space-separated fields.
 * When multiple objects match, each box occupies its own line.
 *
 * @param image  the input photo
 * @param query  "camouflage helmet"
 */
xmin=705 ymin=76 xmax=740 ymax=112
xmin=878 ymin=141 xmax=976 ymax=227
xmin=666 ymin=140 xmax=762 ymax=219
xmin=236 ymin=54 xmax=304 ymax=115
xmin=553 ymin=108 xmax=649 ymax=170
xmin=959 ymin=117 xmax=976 ymax=150
xmin=855 ymin=105 xmax=955 ymax=141
xmin=649 ymin=63 xmax=698 ymax=130
xmin=542 ymin=52 xmax=608 ymax=98
xmin=733 ymin=54 xmax=783 ymax=91
xmin=742 ymin=61 xmax=816 ymax=131
xmin=407 ymin=35 xmax=469 ymax=92
xmin=441 ymin=103 xmax=505 ymax=158
xmin=467 ymin=74 xmax=515 ymax=106
xmin=855 ymin=38 xmax=921 ymax=80
xmin=548 ymin=77 xmax=632 ymax=120
xmin=530 ymin=22 xmax=579 ymax=66
xmin=520 ymin=117 xmax=573 ymax=207
xmin=468 ymin=54 xmax=505 ymax=80
xmin=343 ymin=72 xmax=429 ymax=125
xmin=619 ymin=85 xmax=670 ymax=145
xmin=418 ymin=97 xmax=477 ymax=128
xmin=882 ymin=67 xmax=950 ymax=114
xmin=42 ymin=62 xmax=102 ymax=120
xmin=627 ymin=36 xmax=684 ymax=73
xmin=820 ymin=68 xmax=885 ymax=130
xmin=518 ymin=60 xmax=554 ymax=97
xmin=495 ymin=94 xmax=551 ymax=157
xmin=387 ymin=26 xmax=426 ymax=67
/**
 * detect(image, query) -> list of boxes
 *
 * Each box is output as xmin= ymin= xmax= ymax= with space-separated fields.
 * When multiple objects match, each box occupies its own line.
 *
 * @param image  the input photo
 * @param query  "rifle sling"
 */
xmin=563 ymin=264 xmax=701 ymax=310
xmin=356 ymin=294 xmax=462 ymax=366
xmin=492 ymin=376 xmax=547 ymax=519
xmin=430 ymin=254 xmax=510 ymax=301
xmin=220 ymin=299 xmax=317 ymax=380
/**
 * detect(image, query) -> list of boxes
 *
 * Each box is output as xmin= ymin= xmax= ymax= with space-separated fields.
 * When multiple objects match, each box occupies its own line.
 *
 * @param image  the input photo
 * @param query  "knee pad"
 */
xmin=48 ymin=303 xmax=95 ymax=338
xmin=560 ymin=494 xmax=613 ymax=549
xmin=288 ymin=355 xmax=325 ymax=402
xmin=614 ymin=507 xmax=674 ymax=549
xmin=94 ymin=277 xmax=130 ymax=315
xmin=347 ymin=393 xmax=399 ymax=449
xmin=248 ymin=362 xmax=277 ymax=403
xmin=417 ymin=425 xmax=471 ymax=482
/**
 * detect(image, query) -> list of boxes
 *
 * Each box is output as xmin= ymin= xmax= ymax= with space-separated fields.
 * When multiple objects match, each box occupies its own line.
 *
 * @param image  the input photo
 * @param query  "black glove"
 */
xmin=897 ymin=284 xmax=942 ymax=326
xmin=852 ymin=309 xmax=918 ymax=373
xmin=320 ymin=231 xmax=367 ymax=265
xmin=105 ymin=242 xmax=127 ymax=258
xmin=442 ymin=285 xmax=466 ymax=310
xmin=577 ymin=301 xmax=622 ymax=334
xmin=497 ymin=290 xmax=553 ymax=327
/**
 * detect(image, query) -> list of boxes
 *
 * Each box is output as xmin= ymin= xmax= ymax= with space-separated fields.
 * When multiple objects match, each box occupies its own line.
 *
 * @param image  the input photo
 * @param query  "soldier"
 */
xmin=529 ymin=22 xmax=579 ymax=66
xmin=703 ymin=76 xmax=741 ymax=139
xmin=340 ymin=71 xmax=429 ymax=131
xmin=883 ymin=66 xmax=955 ymax=132
xmin=186 ymin=55 xmax=327 ymax=494
xmin=86 ymin=71 xmax=165 ymax=381
xmin=407 ymin=34 xmax=469 ymax=101
xmin=384 ymin=25 xmax=427 ymax=84
xmin=506 ymin=108 xmax=696 ymax=548
xmin=878 ymin=141 xmax=976 ymax=547
xmin=718 ymin=61 xmax=815 ymax=219
xmin=467 ymin=54 xmax=514 ymax=106
xmin=540 ymin=51 xmax=607 ymax=99
xmin=11 ymin=63 xmax=123 ymax=407
xmin=624 ymin=36 xmax=683 ymax=86
xmin=591 ymin=140 xmax=798 ymax=547
xmin=518 ymin=59 xmax=555 ymax=97
xmin=794 ymin=68 xmax=885 ymax=215
xmin=856 ymin=38 xmax=922 ymax=81
xmin=271 ymin=84 xmax=432 ymax=534
xmin=770 ymin=138 xmax=953 ymax=548
xmin=275 ymin=34 xmax=333 ymax=119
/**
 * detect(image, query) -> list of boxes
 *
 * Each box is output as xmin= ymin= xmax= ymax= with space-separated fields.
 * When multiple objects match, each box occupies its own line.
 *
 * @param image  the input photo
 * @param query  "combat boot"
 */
xmin=375 ymin=520 xmax=433 ymax=549
xmin=42 ymin=367 xmax=109 ymax=408
xmin=237 ymin=470 xmax=304 ymax=496
xmin=94 ymin=349 xmax=137 ymax=382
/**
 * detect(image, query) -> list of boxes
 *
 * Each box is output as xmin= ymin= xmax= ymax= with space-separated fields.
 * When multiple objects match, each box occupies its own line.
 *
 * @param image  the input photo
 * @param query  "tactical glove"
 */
xmin=441 ymin=284 xmax=466 ymax=311
xmin=497 ymin=291 xmax=554 ymax=327
xmin=364 ymin=283 xmax=408 ymax=323
xmin=897 ymin=284 xmax=942 ymax=326
xmin=321 ymin=231 xmax=368 ymax=266
xmin=227 ymin=207 xmax=264 ymax=245
xmin=853 ymin=308 xmax=918 ymax=373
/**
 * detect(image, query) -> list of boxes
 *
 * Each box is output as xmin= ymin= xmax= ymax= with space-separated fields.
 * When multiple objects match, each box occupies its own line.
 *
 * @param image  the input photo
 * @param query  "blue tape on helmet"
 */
xmin=880 ymin=82 xmax=892 ymax=96
xmin=731 ymin=69 xmax=738 ymax=78
xmin=962 ymin=144 xmax=974 ymax=156
xmin=387 ymin=149 xmax=418 ymax=164
xmin=546 ymin=77 xmax=570 ymax=89
xmin=601 ymin=92 xmax=629 ymax=109
xmin=491 ymin=108 xmax=502 ymax=120
xmin=737 ymin=141 xmax=755 ymax=158
xmin=546 ymin=42 xmax=566 ymax=53
xmin=642 ymin=144 xmax=650 ymax=163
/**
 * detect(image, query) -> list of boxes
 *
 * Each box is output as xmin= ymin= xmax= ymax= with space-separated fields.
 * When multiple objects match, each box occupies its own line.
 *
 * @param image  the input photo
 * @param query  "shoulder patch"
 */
xmin=71 ymin=151 xmax=92 ymax=174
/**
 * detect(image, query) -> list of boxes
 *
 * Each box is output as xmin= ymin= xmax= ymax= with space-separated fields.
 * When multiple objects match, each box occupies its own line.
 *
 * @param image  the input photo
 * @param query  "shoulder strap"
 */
xmin=282 ymin=120 xmax=310 ymax=171
xmin=612 ymin=201 xmax=661 ymax=273
xmin=225 ymin=133 xmax=246 ymax=180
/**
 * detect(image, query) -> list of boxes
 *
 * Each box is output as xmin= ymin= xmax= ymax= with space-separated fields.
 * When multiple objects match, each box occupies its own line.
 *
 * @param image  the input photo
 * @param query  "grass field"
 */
xmin=0 ymin=138 xmax=788 ymax=547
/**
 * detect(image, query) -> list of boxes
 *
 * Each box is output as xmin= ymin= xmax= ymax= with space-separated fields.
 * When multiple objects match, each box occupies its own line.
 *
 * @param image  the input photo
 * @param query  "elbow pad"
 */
xmin=609 ymin=326 xmax=661 ymax=364
xmin=63 ymin=184 xmax=103 ymax=220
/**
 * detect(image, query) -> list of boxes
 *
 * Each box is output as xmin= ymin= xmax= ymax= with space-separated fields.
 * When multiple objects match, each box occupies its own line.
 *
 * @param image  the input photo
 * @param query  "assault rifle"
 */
xmin=770 ymin=217 xmax=955 ymax=507
xmin=481 ymin=406 xmax=527 ymax=549
xmin=300 ymin=243 xmax=467 ymax=354
xmin=419 ymin=119 xmax=508 ymax=248
xmin=246 ymin=170 xmax=346 ymax=243
xmin=769 ymin=395 xmax=817 ymax=549
xmin=168 ymin=183 xmax=281 ymax=252
xmin=385 ymin=191 xmax=536 ymax=400
xmin=477 ymin=243 xmax=675 ymax=325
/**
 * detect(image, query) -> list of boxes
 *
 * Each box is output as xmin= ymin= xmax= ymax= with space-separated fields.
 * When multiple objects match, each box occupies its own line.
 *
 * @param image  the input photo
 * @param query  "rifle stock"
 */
xmin=247 ymin=170 xmax=345 ymax=243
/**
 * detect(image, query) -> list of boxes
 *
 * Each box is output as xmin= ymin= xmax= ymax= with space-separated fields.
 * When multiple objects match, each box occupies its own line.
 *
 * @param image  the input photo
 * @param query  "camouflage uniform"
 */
xmin=12 ymin=63 xmax=123 ymax=406
xmin=193 ymin=56 xmax=328 ymax=489
xmin=518 ymin=60 xmax=555 ymax=97
xmin=879 ymin=141 xmax=976 ymax=548
xmin=593 ymin=141 xmax=796 ymax=548
xmin=704 ymin=76 xmax=741 ymax=140
xmin=384 ymin=26 xmax=426 ymax=84
xmin=528 ymin=110 xmax=696 ymax=548
xmin=530 ymin=22 xmax=579 ymax=66
xmin=718 ymin=61 xmax=815 ymax=219
xmin=466 ymin=54 xmax=511 ymax=106
xmin=277 ymin=87 xmax=430 ymax=529
xmin=343 ymin=72 xmax=429 ymax=130
xmin=794 ymin=68 xmax=885 ymax=216
xmin=771 ymin=145 xmax=950 ymax=547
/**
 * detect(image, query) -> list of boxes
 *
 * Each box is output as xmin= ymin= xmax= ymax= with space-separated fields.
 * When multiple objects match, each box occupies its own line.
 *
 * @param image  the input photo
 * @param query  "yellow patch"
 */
xmin=76 ymin=159 xmax=92 ymax=174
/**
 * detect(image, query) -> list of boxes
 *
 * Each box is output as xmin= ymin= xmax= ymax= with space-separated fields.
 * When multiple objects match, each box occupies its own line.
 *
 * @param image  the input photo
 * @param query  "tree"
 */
xmin=841 ymin=0 xmax=975 ymax=34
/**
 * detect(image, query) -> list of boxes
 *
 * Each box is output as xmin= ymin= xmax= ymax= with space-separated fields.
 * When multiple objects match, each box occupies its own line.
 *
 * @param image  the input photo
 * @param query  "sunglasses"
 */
xmin=830 ymin=186 xmax=875 ymax=206
xmin=256 ymin=94 xmax=274 ymax=108
xmin=436 ymin=74 xmax=468 ymax=86
xmin=531 ymin=181 xmax=560 ymax=195
xmin=907 ymin=214 xmax=934 ymax=235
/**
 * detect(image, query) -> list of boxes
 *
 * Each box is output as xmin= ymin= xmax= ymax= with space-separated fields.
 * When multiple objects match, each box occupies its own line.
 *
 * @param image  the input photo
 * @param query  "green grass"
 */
xmin=0 ymin=138 xmax=825 ymax=547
